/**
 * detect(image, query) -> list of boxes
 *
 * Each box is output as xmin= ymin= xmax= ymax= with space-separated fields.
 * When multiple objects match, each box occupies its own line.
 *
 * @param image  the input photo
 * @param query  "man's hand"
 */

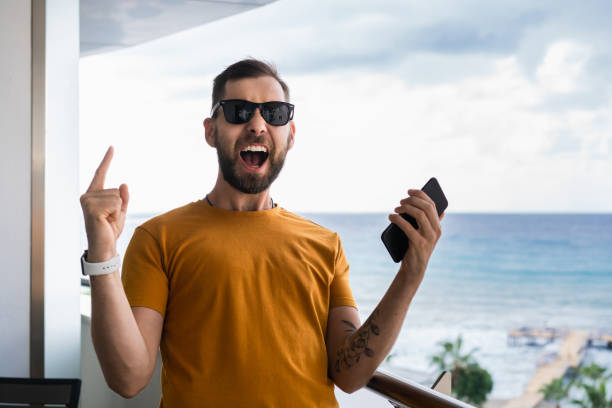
xmin=389 ymin=189 xmax=444 ymax=285
xmin=79 ymin=146 xmax=129 ymax=262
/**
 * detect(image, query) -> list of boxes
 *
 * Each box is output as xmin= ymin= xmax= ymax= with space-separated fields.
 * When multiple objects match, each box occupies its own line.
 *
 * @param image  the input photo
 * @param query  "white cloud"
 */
xmin=536 ymin=40 xmax=591 ymax=93
xmin=276 ymin=55 xmax=612 ymax=213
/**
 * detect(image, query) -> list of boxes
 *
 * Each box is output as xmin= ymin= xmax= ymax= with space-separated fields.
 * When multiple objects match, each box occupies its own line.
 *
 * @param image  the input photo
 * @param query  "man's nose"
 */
xmin=247 ymin=107 xmax=267 ymax=134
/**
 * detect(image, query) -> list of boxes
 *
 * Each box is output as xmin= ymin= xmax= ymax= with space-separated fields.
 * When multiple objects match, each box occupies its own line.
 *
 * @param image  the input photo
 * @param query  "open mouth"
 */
xmin=239 ymin=144 xmax=269 ymax=169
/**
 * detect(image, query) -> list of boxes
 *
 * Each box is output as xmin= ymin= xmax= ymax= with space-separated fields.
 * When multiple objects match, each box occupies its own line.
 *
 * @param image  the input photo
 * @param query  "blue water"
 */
xmin=109 ymin=212 xmax=612 ymax=399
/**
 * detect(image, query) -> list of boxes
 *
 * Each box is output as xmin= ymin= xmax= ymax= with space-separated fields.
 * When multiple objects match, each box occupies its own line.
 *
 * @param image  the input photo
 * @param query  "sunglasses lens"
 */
xmin=261 ymin=102 xmax=291 ymax=126
xmin=223 ymin=100 xmax=253 ymax=124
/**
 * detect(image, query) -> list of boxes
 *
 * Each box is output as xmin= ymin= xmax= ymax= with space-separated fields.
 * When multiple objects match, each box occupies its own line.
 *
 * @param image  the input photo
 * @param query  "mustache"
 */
xmin=212 ymin=129 xmax=268 ymax=145
xmin=240 ymin=135 xmax=268 ymax=145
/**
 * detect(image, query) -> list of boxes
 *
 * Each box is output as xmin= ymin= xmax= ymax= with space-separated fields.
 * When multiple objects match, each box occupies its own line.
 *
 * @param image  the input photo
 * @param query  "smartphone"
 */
xmin=381 ymin=177 xmax=448 ymax=263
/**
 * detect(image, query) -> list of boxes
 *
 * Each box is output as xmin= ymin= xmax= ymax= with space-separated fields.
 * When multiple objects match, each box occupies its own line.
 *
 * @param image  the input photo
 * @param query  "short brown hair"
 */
xmin=211 ymin=59 xmax=290 ymax=116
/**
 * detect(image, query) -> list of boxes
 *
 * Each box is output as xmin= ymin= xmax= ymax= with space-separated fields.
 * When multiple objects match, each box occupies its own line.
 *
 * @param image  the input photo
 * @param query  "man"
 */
xmin=79 ymin=59 xmax=443 ymax=407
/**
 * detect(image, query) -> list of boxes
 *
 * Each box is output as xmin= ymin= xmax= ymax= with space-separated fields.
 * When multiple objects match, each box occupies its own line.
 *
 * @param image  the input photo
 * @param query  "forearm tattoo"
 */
xmin=335 ymin=309 xmax=381 ymax=373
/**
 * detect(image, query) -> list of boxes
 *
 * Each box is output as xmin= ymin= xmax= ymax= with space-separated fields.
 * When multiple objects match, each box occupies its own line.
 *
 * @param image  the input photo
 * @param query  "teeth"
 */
xmin=241 ymin=145 xmax=268 ymax=153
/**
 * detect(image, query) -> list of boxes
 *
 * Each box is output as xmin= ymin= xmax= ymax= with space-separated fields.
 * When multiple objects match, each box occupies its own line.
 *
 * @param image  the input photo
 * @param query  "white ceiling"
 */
xmin=80 ymin=0 xmax=276 ymax=56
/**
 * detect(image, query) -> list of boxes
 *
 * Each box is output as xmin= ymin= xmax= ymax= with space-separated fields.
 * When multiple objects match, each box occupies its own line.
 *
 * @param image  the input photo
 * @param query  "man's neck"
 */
xmin=207 ymin=178 xmax=274 ymax=212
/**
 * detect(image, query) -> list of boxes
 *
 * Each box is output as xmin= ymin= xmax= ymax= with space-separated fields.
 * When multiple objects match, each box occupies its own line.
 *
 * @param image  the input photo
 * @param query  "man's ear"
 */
xmin=204 ymin=118 xmax=216 ymax=148
xmin=287 ymin=121 xmax=296 ymax=151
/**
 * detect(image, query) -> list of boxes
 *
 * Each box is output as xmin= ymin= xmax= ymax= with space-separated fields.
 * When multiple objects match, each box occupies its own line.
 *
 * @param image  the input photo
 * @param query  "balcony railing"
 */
xmin=366 ymin=370 xmax=475 ymax=408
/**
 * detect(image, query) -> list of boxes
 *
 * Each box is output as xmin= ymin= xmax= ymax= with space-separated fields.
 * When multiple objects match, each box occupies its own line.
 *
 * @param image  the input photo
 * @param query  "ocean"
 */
xmin=111 ymin=211 xmax=612 ymax=400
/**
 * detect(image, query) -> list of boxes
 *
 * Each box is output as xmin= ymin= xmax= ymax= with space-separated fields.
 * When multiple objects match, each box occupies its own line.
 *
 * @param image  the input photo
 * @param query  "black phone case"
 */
xmin=381 ymin=177 xmax=448 ymax=263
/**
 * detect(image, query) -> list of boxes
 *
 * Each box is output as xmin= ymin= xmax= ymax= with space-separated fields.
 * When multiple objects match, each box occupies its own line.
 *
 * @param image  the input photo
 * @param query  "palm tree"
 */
xmin=571 ymin=382 xmax=612 ymax=408
xmin=579 ymin=362 xmax=612 ymax=384
xmin=540 ymin=362 xmax=612 ymax=408
xmin=430 ymin=336 xmax=493 ymax=407
xmin=572 ymin=363 xmax=612 ymax=408
xmin=431 ymin=336 xmax=479 ymax=372
xmin=539 ymin=378 xmax=572 ymax=408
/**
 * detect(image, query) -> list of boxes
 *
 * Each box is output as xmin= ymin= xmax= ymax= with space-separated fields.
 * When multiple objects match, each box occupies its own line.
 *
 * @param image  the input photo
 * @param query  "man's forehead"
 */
xmin=223 ymin=76 xmax=287 ymax=102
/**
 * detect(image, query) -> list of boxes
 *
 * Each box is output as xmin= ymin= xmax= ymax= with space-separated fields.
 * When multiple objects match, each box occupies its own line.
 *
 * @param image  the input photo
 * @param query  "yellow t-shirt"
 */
xmin=121 ymin=200 xmax=356 ymax=407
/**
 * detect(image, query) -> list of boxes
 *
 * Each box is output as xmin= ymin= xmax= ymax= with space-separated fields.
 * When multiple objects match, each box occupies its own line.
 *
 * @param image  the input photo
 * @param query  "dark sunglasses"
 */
xmin=211 ymin=99 xmax=294 ymax=126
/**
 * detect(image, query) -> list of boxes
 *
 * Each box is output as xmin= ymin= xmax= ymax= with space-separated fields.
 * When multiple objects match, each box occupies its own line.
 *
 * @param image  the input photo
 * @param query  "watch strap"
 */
xmin=81 ymin=250 xmax=121 ymax=276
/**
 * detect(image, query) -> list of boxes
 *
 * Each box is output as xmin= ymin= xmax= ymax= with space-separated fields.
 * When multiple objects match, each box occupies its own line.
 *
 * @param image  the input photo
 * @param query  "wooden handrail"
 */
xmin=366 ymin=370 xmax=475 ymax=408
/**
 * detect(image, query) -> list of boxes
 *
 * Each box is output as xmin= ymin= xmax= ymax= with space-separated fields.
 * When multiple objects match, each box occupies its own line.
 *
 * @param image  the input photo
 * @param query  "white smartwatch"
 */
xmin=80 ymin=250 xmax=121 ymax=276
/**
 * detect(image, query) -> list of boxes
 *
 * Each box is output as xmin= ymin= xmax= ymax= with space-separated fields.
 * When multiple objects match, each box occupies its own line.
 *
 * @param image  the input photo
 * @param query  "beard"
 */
xmin=214 ymin=130 xmax=289 ymax=194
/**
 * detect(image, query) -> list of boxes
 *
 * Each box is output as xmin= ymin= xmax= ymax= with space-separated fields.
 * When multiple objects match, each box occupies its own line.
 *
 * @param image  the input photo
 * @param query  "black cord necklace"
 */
xmin=205 ymin=194 xmax=274 ymax=210
xmin=205 ymin=194 xmax=214 ymax=207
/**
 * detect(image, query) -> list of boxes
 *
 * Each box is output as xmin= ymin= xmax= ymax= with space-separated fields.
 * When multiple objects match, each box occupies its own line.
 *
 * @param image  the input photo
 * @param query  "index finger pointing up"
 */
xmin=87 ymin=146 xmax=114 ymax=192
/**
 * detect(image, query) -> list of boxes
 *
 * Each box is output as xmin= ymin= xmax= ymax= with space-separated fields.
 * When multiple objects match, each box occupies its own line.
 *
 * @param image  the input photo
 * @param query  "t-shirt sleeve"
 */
xmin=329 ymin=234 xmax=357 ymax=309
xmin=121 ymin=226 xmax=169 ymax=317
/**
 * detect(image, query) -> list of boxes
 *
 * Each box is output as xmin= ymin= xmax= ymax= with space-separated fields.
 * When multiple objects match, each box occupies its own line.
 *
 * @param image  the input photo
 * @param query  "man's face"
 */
xmin=206 ymin=76 xmax=295 ymax=194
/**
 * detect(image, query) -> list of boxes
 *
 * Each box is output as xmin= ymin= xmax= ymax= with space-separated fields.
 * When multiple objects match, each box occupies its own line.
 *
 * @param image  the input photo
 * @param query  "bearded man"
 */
xmin=79 ymin=59 xmax=443 ymax=407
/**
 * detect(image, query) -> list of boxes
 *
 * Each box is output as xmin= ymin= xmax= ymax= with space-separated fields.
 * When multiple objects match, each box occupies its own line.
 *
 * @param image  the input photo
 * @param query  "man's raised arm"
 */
xmin=326 ymin=189 xmax=444 ymax=393
xmin=80 ymin=146 xmax=162 ymax=398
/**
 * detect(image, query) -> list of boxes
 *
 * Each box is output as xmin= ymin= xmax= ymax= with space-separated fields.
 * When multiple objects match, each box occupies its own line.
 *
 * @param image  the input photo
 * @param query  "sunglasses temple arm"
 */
xmin=211 ymin=101 xmax=221 ymax=116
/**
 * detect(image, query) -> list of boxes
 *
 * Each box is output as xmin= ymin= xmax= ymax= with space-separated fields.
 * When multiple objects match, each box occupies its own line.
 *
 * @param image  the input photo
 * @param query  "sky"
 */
xmin=79 ymin=0 xmax=612 ymax=214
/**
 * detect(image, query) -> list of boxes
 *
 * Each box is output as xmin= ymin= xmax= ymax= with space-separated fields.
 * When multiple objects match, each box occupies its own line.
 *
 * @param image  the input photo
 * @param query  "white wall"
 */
xmin=0 ymin=0 xmax=81 ymax=379
xmin=0 ymin=0 xmax=32 ymax=378
xmin=44 ymin=0 xmax=81 ymax=379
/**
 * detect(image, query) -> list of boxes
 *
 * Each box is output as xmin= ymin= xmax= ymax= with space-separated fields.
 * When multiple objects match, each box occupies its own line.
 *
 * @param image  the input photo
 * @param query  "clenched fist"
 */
xmin=80 ymin=146 xmax=129 ymax=263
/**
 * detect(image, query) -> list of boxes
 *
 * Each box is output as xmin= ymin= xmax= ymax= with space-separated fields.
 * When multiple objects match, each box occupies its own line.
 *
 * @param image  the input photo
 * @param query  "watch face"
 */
xmin=81 ymin=251 xmax=88 ymax=275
